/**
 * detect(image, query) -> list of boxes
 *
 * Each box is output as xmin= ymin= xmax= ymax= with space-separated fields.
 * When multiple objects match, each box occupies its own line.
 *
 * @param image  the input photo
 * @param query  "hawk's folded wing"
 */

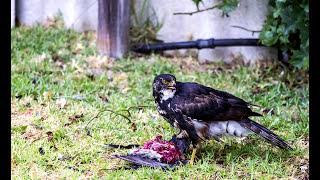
xmin=171 ymin=82 xmax=261 ymax=122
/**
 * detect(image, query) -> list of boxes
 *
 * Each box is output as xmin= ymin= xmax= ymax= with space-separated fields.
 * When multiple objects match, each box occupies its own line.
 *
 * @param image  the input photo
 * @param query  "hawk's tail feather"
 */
xmin=240 ymin=119 xmax=293 ymax=150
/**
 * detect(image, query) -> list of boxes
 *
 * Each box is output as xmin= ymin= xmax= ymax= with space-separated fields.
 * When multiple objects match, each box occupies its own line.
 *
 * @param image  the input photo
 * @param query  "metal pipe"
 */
xmin=131 ymin=38 xmax=264 ymax=53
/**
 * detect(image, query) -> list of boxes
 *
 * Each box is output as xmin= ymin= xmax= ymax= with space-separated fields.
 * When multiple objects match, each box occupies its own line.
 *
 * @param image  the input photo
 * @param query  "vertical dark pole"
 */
xmin=97 ymin=0 xmax=130 ymax=59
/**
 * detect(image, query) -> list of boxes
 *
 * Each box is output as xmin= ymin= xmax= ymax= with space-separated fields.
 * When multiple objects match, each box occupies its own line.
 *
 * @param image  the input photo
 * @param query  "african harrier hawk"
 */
xmin=152 ymin=74 xmax=292 ymax=164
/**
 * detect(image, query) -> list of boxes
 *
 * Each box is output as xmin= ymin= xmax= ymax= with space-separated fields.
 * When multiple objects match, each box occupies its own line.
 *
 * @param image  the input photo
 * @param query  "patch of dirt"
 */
xmin=297 ymin=136 xmax=309 ymax=149
xmin=11 ymin=102 xmax=47 ymax=141
xmin=85 ymin=56 xmax=114 ymax=69
xmin=29 ymin=163 xmax=49 ymax=179
xmin=286 ymin=155 xmax=309 ymax=179
xmin=84 ymin=56 xmax=116 ymax=79
xmin=64 ymin=114 xmax=84 ymax=126
xmin=30 ymin=53 xmax=48 ymax=64
xmin=112 ymin=72 xmax=130 ymax=93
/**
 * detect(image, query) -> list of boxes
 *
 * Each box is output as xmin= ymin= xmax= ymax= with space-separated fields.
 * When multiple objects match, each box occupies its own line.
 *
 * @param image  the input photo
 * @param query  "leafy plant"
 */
xmin=190 ymin=0 xmax=309 ymax=69
xmin=260 ymin=0 xmax=309 ymax=69
xmin=216 ymin=0 xmax=239 ymax=17
xmin=192 ymin=0 xmax=203 ymax=9
xmin=130 ymin=0 xmax=163 ymax=45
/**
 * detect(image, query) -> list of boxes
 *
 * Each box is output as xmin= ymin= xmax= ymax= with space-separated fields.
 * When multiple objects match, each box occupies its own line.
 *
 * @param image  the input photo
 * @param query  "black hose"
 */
xmin=131 ymin=38 xmax=264 ymax=53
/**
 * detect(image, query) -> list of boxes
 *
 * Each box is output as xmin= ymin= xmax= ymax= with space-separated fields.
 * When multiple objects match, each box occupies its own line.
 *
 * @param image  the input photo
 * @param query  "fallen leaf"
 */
xmin=86 ymin=68 xmax=105 ymax=79
xmin=65 ymin=114 xmax=84 ymax=126
xmin=84 ymin=170 xmax=94 ymax=177
xmin=31 ymin=53 xmax=47 ymax=63
xmin=131 ymin=122 xmax=137 ymax=132
xmin=51 ymin=53 xmax=66 ymax=69
xmin=57 ymin=153 xmax=71 ymax=161
xmin=292 ymin=112 xmax=301 ymax=122
xmin=46 ymin=131 xmax=54 ymax=142
xmin=85 ymin=56 xmax=110 ymax=69
xmin=251 ymin=86 xmax=262 ymax=94
xmin=54 ymin=60 xmax=66 ymax=69
xmin=22 ymin=130 xmax=42 ymax=141
xmin=43 ymin=16 xmax=59 ymax=28
xmin=73 ymin=43 xmax=84 ymax=54
xmin=43 ymin=91 xmax=53 ymax=100
xmin=56 ymin=98 xmax=67 ymax=109
xmin=99 ymin=95 xmax=109 ymax=103
xmin=107 ymin=70 xmax=113 ymax=80
xmin=113 ymin=72 xmax=130 ymax=93
xmin=300 ymin=164 xmax=308 ymax=173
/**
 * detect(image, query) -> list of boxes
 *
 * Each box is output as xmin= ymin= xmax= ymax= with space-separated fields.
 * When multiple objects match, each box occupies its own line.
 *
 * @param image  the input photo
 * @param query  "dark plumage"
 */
xmin=152 ymin=74 xmax=292 ymax=153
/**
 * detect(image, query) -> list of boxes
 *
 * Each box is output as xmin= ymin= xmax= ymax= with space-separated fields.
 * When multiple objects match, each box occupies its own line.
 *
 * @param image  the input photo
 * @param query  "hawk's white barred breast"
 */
xmin=192 ymin=120 xmax=251 ymax=138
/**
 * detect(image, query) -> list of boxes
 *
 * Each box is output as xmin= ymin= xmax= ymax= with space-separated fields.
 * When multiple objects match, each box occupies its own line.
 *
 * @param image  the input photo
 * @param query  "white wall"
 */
xmin=143 ymin=0 xmax=277 ymax=63
xmin=16 ymin=0 xmax=98 ymax=32
xmin=13 ymin=0 xmax=277 ymax=63
xmin=11 ymin=0 xmax=15 ymax=28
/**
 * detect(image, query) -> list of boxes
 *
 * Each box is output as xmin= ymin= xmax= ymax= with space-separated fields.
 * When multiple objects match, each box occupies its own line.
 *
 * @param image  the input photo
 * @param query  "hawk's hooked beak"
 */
xmin=167 ymin=82 xmax=176 ymax=90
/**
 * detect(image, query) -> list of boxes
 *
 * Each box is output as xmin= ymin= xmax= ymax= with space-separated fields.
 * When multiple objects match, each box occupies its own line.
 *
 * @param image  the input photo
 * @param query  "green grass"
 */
xmin=11 ymin=25 xmax=309 ymax=179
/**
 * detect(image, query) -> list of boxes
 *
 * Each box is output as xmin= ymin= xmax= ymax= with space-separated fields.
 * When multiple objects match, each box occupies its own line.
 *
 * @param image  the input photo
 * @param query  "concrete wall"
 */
xmin=143 ymin=0 xmax=277 ymax=63
xmin=12 ymin=0 xmax=277 ymax=63
xmin=16 ymin=0 xmax=98 ymax=32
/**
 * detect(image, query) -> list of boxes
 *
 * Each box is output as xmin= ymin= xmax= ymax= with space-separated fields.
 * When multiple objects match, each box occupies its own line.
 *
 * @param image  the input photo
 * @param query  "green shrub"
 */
xmin=191 ymin=0 xmax=309 ymax=69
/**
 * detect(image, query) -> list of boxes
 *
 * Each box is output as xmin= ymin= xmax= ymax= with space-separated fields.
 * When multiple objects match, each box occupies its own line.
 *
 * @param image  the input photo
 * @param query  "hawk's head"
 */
xmin=153 ymin=74 xmax=177 ymax=102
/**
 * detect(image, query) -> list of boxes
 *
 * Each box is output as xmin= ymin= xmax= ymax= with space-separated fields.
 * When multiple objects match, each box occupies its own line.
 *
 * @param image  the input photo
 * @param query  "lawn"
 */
xmin=11 ymin=24 xmax=309 ymax=179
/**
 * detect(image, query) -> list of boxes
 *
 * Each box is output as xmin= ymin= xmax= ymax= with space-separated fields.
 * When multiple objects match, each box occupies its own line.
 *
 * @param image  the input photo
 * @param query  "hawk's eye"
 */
xmin=162 ymin=80 xmax=168 ymax=84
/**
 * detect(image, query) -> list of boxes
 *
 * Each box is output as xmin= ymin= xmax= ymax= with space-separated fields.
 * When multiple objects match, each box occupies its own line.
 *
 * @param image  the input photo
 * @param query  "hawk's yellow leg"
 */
xmin=189 ymin=143 xmax=202 ymax=165
xmin=189 ymin=147 xmax=197 ymax=165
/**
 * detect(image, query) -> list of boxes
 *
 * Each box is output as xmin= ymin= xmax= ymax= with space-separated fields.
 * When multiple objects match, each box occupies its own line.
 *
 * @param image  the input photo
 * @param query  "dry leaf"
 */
xmin=46 ymin=131 xmax=54 ymax=142
xmin=99 ymin=95 xmax=109 ymax=103
xmin=43 ymin=91 xmax=53 ymax=100
xmin=22 ymin=130 xmax=42 ymax=141
xmin=56 ymin=98 xmax=67 ymax=109
xmin=65 ymin=114 xmax=84 ymax=126
xmin=43 ymin=16 xmax=59 ymax=28
xmin=85 ymin=56 xmax=109 ymax=69
xmin=69 ymin=114 xmax=83 ymax=120
xmin=54 ymin=60 xmax=66 ymax=69
xmin=32 ymin=53 xmax=47 ymax=63
xmin=113 ymin=72 xmax=130 ymax=93
xmin=52 ymin=54 xmax=66 ymax=69
xmin=300 ymin=164 xmax=308 ymax=173
xmin=107 ymin=70 xmax=113 ymax=80
xmin=131 ymin=122 xmax=137 ymax=132
xmin=76 ymin=43 xmax=84 ymax=51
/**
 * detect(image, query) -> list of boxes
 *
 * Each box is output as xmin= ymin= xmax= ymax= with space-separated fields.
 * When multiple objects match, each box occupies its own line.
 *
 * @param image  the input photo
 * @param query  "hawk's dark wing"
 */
xmin=169 ymin=82 xmax=293 ymax=150
xmin=171 ymin=82 xmax=261 ymax=122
